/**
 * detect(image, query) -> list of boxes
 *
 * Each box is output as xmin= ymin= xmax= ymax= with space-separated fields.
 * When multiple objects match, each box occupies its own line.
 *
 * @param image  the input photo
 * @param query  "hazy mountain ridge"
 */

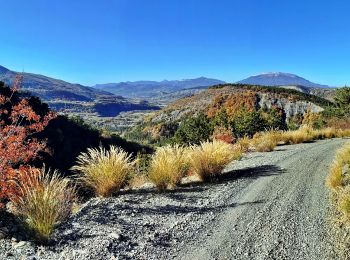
xmin=93 ymin=77 xmax=225 ymax=98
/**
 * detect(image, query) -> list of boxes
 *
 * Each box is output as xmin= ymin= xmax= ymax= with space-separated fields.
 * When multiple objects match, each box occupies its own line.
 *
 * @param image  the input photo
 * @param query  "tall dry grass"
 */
xmin=235 ymin=136 xmax=251 ymax=153
xmin=251 ymin=131 xmax=279 ymax=152
xmin=148 ymin=144 xmax=189 ymax=190
xmin=327 ymin=142 xmax=350 ymax=190
xmin=189 ymin=140 xmax=242 ymax=181
xmin=279 ymin=125 xmax=315 ymax=144
xmin=11 ymin=167 xmax=76 ymax=243
xmin=327 ymin=142 xmax=350 ymax=222
xmin=72 ymin=145 xmax=134 ymax=197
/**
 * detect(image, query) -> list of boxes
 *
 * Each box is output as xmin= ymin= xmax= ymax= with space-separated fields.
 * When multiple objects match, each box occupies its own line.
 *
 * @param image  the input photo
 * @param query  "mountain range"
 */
xmin=0 ymin=65 xmax=159 ymax=117
xmin=0 ymin=64 xmax=336 ymax=113
xmin=93 ymin=77 xmax=225 ymax=98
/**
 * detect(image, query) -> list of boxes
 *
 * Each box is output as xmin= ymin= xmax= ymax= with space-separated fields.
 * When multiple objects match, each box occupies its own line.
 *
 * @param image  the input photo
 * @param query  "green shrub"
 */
xmin=230 ymin=108 xmax=266 ymax=138
xmin=174 ymin=113 xmax=213 ymax=144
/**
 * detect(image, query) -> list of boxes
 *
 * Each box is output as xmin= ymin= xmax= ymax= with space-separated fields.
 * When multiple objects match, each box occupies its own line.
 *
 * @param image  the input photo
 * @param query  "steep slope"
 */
xmin=93 ymin=77 xmax=225 ymax=98
xmin=238 ymin=72 xmax=330 ymax=89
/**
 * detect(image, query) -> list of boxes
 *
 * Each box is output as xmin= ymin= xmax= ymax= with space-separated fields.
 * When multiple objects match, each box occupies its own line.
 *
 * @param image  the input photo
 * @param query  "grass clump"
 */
xmin=148 ymin=144 xmax=189 ymax=190
xmin=327 ymin=143 xmax=350 ymax=190
xmin=72 ymin=145 xmax=134 ymax=197
xmin=251 ymin=131 xmax=278 ymax=152
xmin=235 ymin=136 xmax=251 ymax=153
xmin=11 ymin=167 xmax=76 ymax=243
xmin=279 ymin=125 xmax=314 ymax=144
xmin=327 ymin=142 xmax=350 ymax=223
xmin=189 ymin=140 xmax=242 ymax=181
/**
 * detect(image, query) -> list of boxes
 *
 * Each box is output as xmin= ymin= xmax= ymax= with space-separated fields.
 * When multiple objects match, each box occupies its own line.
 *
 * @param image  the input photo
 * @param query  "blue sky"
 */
xmin=1 ymin=0 xmax=350 ymax=86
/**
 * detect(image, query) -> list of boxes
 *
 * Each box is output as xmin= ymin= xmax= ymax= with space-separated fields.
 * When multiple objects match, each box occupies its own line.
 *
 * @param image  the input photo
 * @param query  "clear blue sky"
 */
xmin=1 ymin=0 xmax=350 ymax=86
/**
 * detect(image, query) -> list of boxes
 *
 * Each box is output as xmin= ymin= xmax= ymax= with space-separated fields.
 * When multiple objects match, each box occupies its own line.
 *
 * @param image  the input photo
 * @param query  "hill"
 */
xmin=0 ymin=65 xmax=113 ymax=102
xmin=125 ymin=84 xmax=333 ymax=143
xmin=93 ymin=77 xmax=225 ymax=98
xmin=0 ymin=65 xmax=159 ymax=117
xmin=237 ymin=72 xmax=330 ymax=89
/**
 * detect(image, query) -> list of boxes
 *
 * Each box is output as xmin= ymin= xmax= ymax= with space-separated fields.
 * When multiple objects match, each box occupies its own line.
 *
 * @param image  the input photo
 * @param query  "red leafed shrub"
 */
xmin=0 ymin=76 xmax=55 ymax=206
xmin=212 ymin=126 xmax=236 ymax=144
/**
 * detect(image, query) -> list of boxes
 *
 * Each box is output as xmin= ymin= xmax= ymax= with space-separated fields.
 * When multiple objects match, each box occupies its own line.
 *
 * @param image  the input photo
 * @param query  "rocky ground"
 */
xmin=0 ymin=138 xmax=347 ymax=260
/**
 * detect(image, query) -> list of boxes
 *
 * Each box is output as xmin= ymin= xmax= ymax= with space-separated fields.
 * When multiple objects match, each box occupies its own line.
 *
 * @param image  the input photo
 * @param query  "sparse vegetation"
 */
xmin=72 ymin=145 xmax=135 ymax=197
xmin=10 ymin=167 xmax=76 ymax=243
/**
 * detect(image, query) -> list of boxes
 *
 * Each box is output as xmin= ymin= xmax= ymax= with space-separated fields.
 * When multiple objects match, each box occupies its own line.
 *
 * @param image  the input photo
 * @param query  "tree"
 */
xmin=334 ymin=87 xmax=350 ymax=115
xmin=0 ymin=76 xmax=55 ymax=206
xmin=174 ymin=113 xmax=213 ymax=144
xmin=230 ymin=108 xmax=266 ymax=137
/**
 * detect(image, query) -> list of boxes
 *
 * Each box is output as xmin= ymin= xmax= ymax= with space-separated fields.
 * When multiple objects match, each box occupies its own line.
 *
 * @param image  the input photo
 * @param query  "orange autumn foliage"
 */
xmin=0 ymin=76 xmax=55 ymax=206
xmin=207 ymin=91 xmax=258 ymax=119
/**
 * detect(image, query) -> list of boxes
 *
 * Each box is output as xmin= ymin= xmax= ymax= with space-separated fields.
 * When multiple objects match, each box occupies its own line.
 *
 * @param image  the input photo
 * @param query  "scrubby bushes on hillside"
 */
xmin=72 ymin=145 xmax=135 ymax=197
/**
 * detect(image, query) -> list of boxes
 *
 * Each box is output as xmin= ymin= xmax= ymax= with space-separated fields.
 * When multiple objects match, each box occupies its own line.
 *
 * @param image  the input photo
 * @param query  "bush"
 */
xmin=148 ymin=145 xmax=189 ymax=190
xmin=189 ymin=140 xmax=242 ymax=181
xmin=72 ymin=145 xmax=134 ymax=197
xmin=211 ymin=126 xmax=235 ymax=144
xmin=10 ymin=167 xmax=76 ymax=243
xmin=0 ymin=78 xmax=55 ymax=206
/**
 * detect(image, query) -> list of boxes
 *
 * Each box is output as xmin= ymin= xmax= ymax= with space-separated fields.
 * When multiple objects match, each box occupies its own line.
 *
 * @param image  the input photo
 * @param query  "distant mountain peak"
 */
xmin=238 ymin=72 xmax=329 ymax=88
xmin=258 ymin=72 xmax=299 ymax=78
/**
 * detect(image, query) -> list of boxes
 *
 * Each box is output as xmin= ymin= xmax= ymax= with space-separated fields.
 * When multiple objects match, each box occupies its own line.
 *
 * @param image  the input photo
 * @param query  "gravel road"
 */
xmin=0 ymin=138 xmax=346 ymax=259
xmin=179 ymin=138 xmax=347 ymax=260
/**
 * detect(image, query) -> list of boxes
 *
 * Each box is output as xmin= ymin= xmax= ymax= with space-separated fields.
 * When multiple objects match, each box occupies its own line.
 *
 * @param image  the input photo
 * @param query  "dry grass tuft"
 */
xmin=148 ymin=144 xmax=189 ymax=190
xmin=11 ymin=167 xmax=76 ymax=243
xmin=72 ymin=145 xmax=134 ymax=197
xmin=327 ymin=142 xmax=350 ymax=223
xmin=328 ymin=161 xmax=345 ymax=190
xmin=327 ymin=143 xmax=350 ymax=190
xmin=236 ymin=136 xmax=251 ymax=153
xmin=279 ymin=125 xmax=314 ymax=144
xmin=189 ymin=140 xmax=242 ymax=181
xmin=251 ymin=131 xmax=279 ymax=152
